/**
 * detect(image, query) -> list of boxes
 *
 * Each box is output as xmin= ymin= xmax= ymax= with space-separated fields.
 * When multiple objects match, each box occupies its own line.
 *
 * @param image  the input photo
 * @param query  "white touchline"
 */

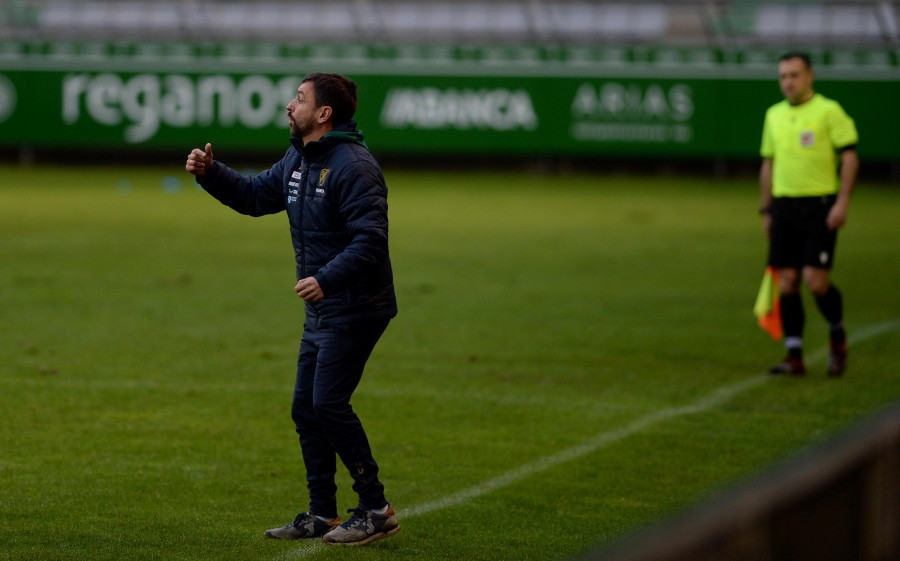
xmin=276 ymin=319 xmax=900 ymax=559
xmin=401 ymin=319 xmax=900 ymax=519
xmin=399 ymin=375 xmax=765 ymax=519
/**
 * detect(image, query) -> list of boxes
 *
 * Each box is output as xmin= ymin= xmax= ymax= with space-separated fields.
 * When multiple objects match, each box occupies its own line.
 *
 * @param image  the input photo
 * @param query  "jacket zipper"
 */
xmin=297 ymin=159 xmax=319 ymax=315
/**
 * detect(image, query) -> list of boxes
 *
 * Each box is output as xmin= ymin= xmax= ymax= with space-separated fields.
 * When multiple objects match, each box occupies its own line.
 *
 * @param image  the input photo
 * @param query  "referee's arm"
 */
xmin=759 ymin=157 xmax=774 ymax=238
xmin=827 ymin=148 xmax=859 ymax=231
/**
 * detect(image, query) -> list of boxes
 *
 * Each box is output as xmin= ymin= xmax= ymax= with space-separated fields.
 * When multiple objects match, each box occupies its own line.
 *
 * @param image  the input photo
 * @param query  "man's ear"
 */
xmin=317 ymin=106 xmax=333 ymax=124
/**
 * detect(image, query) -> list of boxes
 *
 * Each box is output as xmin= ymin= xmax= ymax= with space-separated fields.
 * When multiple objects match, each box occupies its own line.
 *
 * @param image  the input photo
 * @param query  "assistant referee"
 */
xmin=759 ymin=52 xmax=859 ymax=377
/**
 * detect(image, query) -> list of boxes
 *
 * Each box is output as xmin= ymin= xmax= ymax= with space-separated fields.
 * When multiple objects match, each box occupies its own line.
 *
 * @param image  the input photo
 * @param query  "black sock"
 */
xmin=780 ymin=292 xmax=805 ymax=359
xmin=815 ymin=285 xmax=846 ymax=344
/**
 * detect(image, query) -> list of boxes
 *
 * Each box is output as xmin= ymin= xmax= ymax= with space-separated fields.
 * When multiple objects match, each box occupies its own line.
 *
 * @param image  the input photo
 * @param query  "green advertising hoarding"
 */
xmin=0 ymin=41 xmax=898 ymax=160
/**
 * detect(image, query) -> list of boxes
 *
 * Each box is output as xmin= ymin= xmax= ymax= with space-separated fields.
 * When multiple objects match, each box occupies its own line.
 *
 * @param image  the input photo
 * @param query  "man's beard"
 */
xmin=289 ymin=116 xmax=313 ymax=139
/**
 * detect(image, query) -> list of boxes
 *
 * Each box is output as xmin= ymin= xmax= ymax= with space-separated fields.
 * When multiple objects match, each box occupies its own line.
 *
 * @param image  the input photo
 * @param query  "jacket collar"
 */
xmin=290 ymin=121 xmax=367 ymax=160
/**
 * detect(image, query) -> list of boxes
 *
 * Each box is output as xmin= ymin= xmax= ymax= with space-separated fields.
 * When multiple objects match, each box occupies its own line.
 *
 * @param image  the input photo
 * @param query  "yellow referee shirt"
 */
xmin=760 ymin=93 xmax=858 ymax=198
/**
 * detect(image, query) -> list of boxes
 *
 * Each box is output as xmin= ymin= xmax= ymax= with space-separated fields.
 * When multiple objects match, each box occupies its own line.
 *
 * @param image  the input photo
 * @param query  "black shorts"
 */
xmin=768 ymin=195 xmax=838 ymax=270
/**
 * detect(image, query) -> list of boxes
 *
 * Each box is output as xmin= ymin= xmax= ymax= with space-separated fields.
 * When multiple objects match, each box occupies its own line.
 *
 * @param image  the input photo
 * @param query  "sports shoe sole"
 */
xmin=323 ymin=525 xmax=401 ymax=547
xmin=264 ymin=526 xmax=339 ymax=539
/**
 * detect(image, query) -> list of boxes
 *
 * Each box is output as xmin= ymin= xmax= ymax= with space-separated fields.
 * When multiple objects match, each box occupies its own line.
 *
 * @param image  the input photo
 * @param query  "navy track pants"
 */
xmin=291 ymin=316 xmax=390 ymax=518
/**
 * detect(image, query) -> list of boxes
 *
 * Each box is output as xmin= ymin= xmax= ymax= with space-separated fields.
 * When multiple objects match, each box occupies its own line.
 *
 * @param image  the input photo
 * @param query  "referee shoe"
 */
xmin=827 ymin=341 xmax=847 ymax=377
xmin=768 ymin=357 xmax=806 ymax=376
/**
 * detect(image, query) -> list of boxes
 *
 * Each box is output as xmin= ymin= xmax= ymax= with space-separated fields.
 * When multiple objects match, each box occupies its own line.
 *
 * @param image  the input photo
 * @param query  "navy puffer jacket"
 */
xmin=196 ymin=122 xmax=397 ymax=325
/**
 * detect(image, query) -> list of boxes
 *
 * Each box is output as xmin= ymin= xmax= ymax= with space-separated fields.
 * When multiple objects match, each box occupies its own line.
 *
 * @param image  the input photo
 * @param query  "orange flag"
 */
xmin=753 ymin=266 xmax=782 ymax=340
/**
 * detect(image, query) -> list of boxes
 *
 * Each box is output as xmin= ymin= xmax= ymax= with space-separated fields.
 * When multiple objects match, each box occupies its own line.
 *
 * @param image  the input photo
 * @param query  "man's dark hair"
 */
xmin=301 ymin=73 xmax=358 ymax=126
xmin=779 ymin=51 xmax=812 ymax=69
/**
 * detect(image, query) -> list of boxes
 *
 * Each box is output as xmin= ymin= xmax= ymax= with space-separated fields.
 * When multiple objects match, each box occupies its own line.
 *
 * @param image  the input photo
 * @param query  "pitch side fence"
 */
xmin=1 ymin=41 xmax=899 ymax=162
xmin=583 ymin=400 xmax=900 ymax=561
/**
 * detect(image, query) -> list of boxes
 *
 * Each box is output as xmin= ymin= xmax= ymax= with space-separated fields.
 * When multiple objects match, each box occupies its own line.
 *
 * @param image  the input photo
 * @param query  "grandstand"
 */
xmin=2 ymin=0 xmax=899 ymax=48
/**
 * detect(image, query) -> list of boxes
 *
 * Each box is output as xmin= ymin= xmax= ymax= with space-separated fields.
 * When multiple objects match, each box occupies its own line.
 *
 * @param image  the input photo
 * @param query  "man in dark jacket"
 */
xmin=185 ymin=73 xmax=399 ymax=546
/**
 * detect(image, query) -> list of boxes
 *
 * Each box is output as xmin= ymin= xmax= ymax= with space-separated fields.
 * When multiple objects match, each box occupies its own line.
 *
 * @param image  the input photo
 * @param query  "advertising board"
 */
xmin=0 ymin=41 xmax=897 ymax=159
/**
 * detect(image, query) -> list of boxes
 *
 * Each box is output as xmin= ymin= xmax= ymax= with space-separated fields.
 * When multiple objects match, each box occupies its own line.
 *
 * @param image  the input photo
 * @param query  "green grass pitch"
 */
xmin=1 ymin=164 xmax=899 ymax=561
